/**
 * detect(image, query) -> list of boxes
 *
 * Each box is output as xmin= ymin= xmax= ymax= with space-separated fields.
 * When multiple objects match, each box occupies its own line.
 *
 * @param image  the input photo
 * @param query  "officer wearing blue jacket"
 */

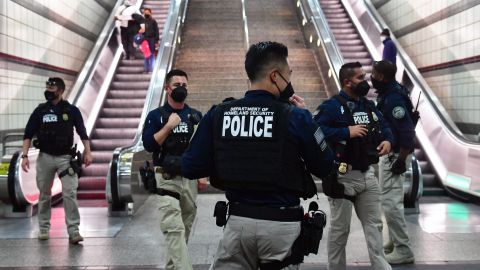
xmin=21 ymin=77 xmax=92 ymax=244
xmin=372 ymin=60 xmax=416 ymax=265
xmin=142 ymin=69 xmax=207 ymax=270
xmin=182 ymin=41 xmax=334 ymax=269
xmin=314 ymin=62 xmax=393 ymax=270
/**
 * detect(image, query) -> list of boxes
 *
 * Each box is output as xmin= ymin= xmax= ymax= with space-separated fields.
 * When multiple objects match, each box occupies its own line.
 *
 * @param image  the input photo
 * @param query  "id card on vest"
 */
xmin=220 ymin=105 xmax=278 ymax=140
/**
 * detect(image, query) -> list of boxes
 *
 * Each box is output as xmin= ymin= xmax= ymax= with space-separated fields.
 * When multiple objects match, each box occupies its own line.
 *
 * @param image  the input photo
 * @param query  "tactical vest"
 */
xmin=333 ymin=95 xmax=383 ymax=170
xmin=154 ymin=106 xmax=198 ymax=166
xmin=36 ymin=100 xmax=74 ymax=155
xmin=211 ymin=98 xmax=316 ymax=199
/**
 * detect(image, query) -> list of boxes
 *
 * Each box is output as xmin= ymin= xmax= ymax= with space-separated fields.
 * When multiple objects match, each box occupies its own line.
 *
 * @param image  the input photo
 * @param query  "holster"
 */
xmin=213 ymin=201 xmax=228 ymax=227
xmin=58 ymin=147 xmax=81 ymax=178
xmin=139 ymin=161 xmax=157 ymax=193
xmin=322 ymin=168 xmax=356 ymax=203
xmin=259 ymin=204 xmax=327 ymax=270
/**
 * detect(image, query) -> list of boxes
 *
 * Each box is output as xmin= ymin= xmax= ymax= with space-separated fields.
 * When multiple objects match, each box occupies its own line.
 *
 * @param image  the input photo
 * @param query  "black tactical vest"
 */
xmin=155 ymin=106 xmax=198 ymax=166
xmin=211 ymin=98 xmax=316 ymax=199
xmin=333 ymin=95 xmax=383 ymax=170
xmin=36 ymin=100 xmax=74 ymax=155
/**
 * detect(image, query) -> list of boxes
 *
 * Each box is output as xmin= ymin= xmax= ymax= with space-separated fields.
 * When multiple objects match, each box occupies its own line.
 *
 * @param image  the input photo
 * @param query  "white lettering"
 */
xmin=264 ymin=116 xmax=273 ymax=137
xmin=253 ymin=116 xmax=264 ymax=137
xmin=240 ymin=115 xmax=248 ymax=137
xmin=231 ymin=116 xmax=240 ymax=136
xmin=222 ymin=117 xmax=231 ymax=136
xmin=42 ymin=114 xmax=57 ymax=123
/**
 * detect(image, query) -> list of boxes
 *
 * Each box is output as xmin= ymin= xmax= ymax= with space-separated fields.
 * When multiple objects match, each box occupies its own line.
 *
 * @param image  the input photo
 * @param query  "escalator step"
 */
xmin=77 ymin=190 xmax=106 ymax=200
xmin=80 ymin=163 xmax=110 ymax=177
xmin=419 ymin=161 xmax=432 ymax=174
xmin=95 ymin=118 xmax=140 ymax=128
xmin=90 ymin=151 xmax=114 ymax=163
xmin=110 ymin=82 xmax=149 ymax=90
xmin=423 ymin=173 xmax=439 ymax=187
xmin=342 ymin=51 xmax=370 ymax=58
xmin=90 ymin=139 xmax=134 ymax=151
xmin=100 ymin=108 xmax=143 ymax=118
xmin=108 ymin=90 xmax=148 ymax=99
xmin=103 ymin=99 xmax=146 ymax=108
xmin=113 ymin=74 xmax=152 ymax=81
xmin=117 ymin=66 xmax=144 ymax=73
xmin=78 ymin=176 xmax=106 ymax=190
xmin=91 ymin=128 xmax=137 ymax=139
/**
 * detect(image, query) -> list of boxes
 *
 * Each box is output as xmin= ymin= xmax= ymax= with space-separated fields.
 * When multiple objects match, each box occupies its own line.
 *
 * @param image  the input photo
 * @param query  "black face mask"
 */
xmin=276 ymin=72 xmax=295 ymax=103
xmin=44 ymin=90 xmax=56 ymax=101
xmin=171 ymin=86 xmax=187 ymax=102
xmin=371 ymin=77 xmax=388 ymax=93
xmin=145 ymin=14 xmax=151 ymax=19
xmin=352 ymin=80 xmax=370 ymax=97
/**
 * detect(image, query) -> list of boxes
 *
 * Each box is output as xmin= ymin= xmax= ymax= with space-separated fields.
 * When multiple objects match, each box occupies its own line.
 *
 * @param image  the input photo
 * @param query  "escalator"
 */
xmin=79 ymin=0 xmax=170 ymax=203
xmin=297 ymin=0 xmax=480 ymax=203
xmin=0 ymin=0 xmax=173 ymax=215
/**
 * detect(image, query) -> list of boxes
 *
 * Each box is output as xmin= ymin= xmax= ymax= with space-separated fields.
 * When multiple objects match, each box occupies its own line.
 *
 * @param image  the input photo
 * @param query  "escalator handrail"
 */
xmin=68 ymin=0 xmax=124 ymax=104
xmin=362 ymin=0 xmax=479 ymax=146
xmin=108 ymin=0 xmax=185 ymax=208
xmin=303 ymin=0 xmax=344 ymax=89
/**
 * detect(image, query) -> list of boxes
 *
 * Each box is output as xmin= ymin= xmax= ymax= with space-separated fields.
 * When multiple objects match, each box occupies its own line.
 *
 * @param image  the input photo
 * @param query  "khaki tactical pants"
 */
xmin=327 ymin=166 xmax=391 ymax=270
xmin=210 ymin=215 xmax=301 ymax=270
xmin=155 ymin=172 xmax=198 ymax=270
xmin=36 ymin=152 xmax=80 ymax=236
xmin=379 ymin=154 xmax=414 ymax=257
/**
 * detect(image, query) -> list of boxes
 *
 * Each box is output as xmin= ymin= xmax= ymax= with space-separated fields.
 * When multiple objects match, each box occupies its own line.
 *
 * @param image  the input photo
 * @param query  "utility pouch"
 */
xmin=213 ymin=201 xmax=228 ymax=227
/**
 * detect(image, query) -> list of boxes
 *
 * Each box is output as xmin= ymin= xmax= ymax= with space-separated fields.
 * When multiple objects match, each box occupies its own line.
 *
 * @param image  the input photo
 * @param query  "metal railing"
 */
xmin=107 ymin=0 xmax=187 ymax=216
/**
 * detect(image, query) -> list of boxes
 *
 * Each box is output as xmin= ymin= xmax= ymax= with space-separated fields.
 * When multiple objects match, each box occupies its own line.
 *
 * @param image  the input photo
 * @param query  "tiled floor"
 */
xmin=0 ymin=195 xmax=479 ymax=269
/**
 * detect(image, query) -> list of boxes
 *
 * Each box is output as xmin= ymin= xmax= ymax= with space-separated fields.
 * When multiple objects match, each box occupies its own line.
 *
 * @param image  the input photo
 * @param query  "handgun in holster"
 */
xmin=59 ymin=144 xmax=82 ymax=178
xmin=139 ymin=160 xmax=157 ymax=193
xmin=213 ymin=201 xmax=228 ymax=227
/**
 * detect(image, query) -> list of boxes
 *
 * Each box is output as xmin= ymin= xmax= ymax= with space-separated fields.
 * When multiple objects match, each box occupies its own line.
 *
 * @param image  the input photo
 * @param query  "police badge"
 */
xmin=62 ymin=113 xmax=69 ymax=121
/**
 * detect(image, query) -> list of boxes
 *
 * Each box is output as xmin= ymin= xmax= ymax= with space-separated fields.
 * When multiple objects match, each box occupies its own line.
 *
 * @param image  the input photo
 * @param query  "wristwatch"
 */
xmin=21 ymin=154 xmax=28 ymax=159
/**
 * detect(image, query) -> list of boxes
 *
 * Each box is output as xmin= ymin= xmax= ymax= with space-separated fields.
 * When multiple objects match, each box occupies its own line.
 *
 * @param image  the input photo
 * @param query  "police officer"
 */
xmin=182 ymin=41 xmax=334 ymax=269
xmin=21 ymin=77 xmax=92 ymax=244
xmin=313 ymin=62 xmax=394 ymax=270
xmin=372 ymin=60 xmax=416 ymax=265
xmin=142 ymin=69 xmax=207 ymax=270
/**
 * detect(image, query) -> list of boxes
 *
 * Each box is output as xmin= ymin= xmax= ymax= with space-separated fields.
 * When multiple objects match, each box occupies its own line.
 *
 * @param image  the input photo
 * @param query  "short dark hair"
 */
xmin=165 ymin=69 xmax=188 ymax=83
xmin=381 ymin=28 xmax=390 ymax=36
xmin=245 ymin=41 xmax=288 ymax=82
xmin=373 ymin=60 xmax=396 ymax=81
xmin=339 ymin=62 xmax=362 ymax=86
xmin=144 ymin=8 xmax=152 ymax=13
xmin=46 ymin=77 xmax=65 ymax=90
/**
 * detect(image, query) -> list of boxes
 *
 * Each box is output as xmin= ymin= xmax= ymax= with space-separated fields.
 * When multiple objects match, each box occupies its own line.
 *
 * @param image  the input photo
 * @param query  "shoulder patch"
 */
xmin=392 ymin=106 xmax=406 ymax=119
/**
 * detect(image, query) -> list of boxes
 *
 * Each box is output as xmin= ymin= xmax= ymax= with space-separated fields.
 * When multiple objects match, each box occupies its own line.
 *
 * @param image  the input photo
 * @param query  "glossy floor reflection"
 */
xmin=0 ymin=195 xmax=479 ymax=269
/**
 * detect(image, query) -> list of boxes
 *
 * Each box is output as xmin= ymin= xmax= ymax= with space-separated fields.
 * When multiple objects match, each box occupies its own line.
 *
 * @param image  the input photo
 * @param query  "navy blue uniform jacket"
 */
xmin=377 ymin=82 xmax=415 ymax=152
xmin=313 ymin=90 xmax=394 ymax=146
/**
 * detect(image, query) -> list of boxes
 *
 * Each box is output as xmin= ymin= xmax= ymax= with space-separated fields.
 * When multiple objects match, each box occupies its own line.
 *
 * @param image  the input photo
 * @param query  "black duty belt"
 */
xmin=156 ymin=188 xmax=181 ymax=200
xmin=229 ymin=203 xmax=303 ymax=222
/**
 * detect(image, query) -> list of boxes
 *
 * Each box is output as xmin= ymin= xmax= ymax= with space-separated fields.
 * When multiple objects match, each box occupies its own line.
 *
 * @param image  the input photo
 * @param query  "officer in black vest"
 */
xmin=372 ymin=60 xmax=416 ymax=265
xmin=313 ymin=62 xmax=394 ymax=270
xmin=142 ymin=69 xmax=207 ymax=270
xmin=182 ymin=41 xmax=334 ymax=269
xmin=21 ymin=77 xmax=92 ymax=244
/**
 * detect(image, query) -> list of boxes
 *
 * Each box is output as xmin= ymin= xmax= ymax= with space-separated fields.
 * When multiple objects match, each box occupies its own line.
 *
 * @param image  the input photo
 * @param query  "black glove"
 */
xmin=391 ymin=158 xmax=407 ymax=175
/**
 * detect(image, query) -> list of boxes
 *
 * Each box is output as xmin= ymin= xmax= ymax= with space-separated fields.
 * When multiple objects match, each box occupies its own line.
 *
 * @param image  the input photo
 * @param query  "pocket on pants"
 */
xmin=157 ymin=197 xmax=183 ymax=233
xmin=217 ymin=221 xmax=243 ymax=259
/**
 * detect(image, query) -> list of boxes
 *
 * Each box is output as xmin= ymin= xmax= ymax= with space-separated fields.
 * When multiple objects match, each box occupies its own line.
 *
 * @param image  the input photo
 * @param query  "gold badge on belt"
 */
xmin=338 ymin=162 xmax=348 ymax=174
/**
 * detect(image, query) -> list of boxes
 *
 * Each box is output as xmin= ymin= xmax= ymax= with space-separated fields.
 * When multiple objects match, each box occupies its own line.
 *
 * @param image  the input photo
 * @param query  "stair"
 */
xmin=174 ymin=0 xmax=247 ymax=114
xmin=414 ymin=144 xmax=446 ymax=196
xmin=77 ymin=0 xmax=171 ymax=202
xmin=246 ymin=0 xmax=327 ymax=112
